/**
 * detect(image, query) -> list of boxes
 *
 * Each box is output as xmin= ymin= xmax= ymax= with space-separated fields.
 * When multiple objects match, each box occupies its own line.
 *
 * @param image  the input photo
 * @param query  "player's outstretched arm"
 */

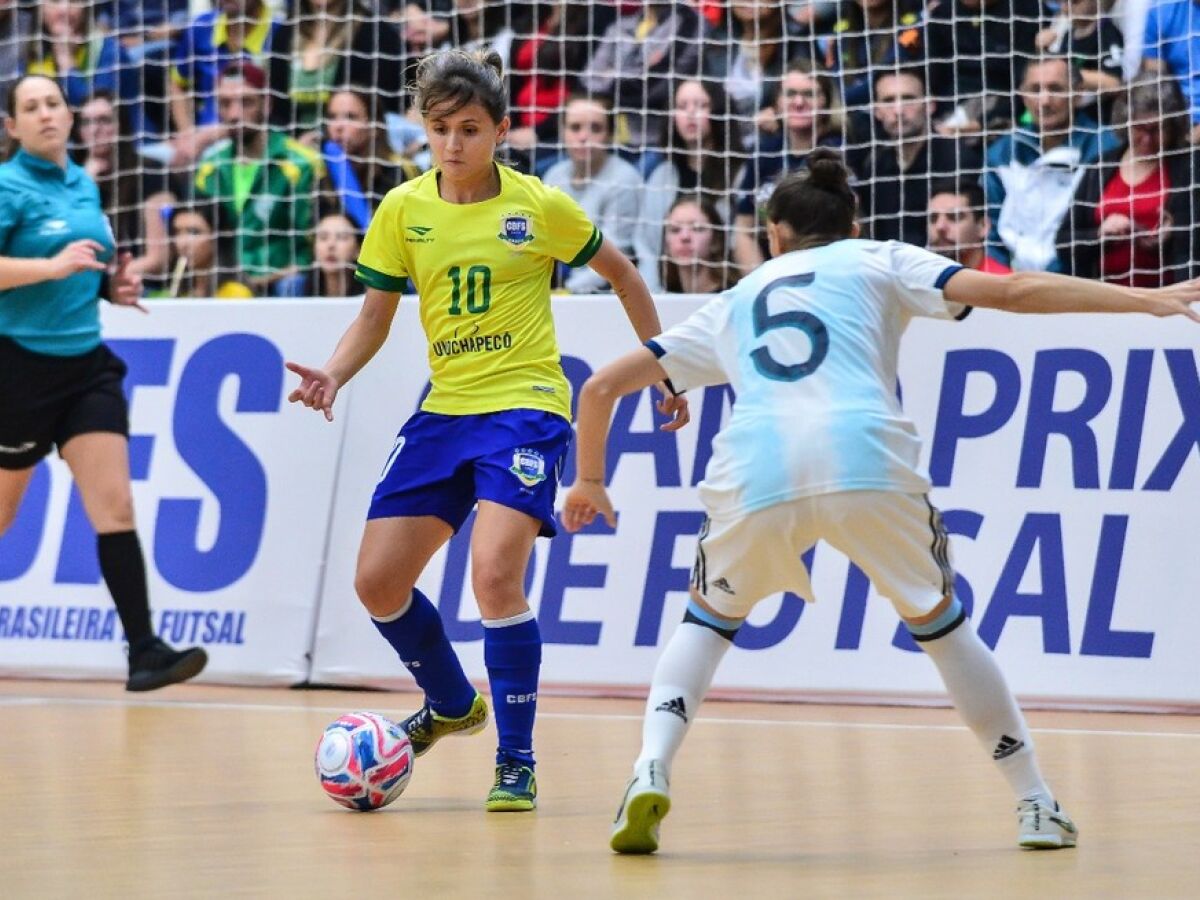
xmin=945 ymin=269 xmax=1200 ymax=321
xmin=585 ymin=237 xmax=691 ymax=432
xmin=285 ymin=287 xmax=401 ymax=421
xmin=562 ymin=346 xmax=670 ymax=533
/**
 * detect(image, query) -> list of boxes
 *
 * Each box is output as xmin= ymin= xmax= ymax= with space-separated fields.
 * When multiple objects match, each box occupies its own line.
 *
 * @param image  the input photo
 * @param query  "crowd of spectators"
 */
xmin=2 ymin=0 xmax=1199 ymax=298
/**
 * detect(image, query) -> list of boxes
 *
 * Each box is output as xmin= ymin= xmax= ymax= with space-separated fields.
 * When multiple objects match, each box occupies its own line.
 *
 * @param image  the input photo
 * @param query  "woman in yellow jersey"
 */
xmin=287 ymin=48 xmax=689 ymax=811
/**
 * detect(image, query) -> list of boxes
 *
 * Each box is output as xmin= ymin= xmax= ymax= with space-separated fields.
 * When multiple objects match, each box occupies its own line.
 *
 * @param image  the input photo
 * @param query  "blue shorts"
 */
xmin=367 ymin=409 xmax=572 ymax=538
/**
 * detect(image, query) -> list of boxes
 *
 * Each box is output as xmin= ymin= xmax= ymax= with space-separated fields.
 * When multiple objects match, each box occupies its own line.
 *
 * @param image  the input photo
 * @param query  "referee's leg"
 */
xmin=61 ymin=431 xmax=208 ymax=690
xmin=0 ymin=466 xmax=38 ymax=536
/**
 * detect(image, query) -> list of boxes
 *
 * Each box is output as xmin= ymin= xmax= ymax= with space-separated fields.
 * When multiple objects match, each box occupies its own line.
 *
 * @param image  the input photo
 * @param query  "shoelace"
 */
xmin=497 ymin=764 xmax=524 ymax=787
xmin=408 ymin=707 xmax=433 ymax=736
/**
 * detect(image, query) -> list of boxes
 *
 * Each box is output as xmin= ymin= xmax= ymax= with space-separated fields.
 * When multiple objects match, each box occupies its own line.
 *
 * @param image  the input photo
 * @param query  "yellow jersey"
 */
xmin=355 ymin=164 xmax=603 ymax=420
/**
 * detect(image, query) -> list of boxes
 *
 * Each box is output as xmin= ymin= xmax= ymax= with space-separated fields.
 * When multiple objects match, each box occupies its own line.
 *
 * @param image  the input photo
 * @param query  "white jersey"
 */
xmin=651 ymin=239 xmax=967 ymax=518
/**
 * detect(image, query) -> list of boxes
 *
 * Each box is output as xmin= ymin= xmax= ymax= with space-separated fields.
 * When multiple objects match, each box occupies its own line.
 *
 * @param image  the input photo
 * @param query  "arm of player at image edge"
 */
xmin=585 ymin=237 xmax=691 ymax=432
xmin=285 ymin=287 xmax=402 ymax=422
xmin=944 ymin=268 xmax=1200 ymax=321
xmin=561 ymin=346 xmax=670 ymax=534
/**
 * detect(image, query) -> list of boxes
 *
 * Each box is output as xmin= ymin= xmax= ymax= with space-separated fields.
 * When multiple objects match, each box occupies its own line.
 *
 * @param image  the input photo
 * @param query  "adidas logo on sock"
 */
xmin=655 ymin=696 xmax=688 ymax=722
xmin=993 ymin=734 xmax=1025 ymax=760
xmin=712 ymin=577 xmax=736 ymax=595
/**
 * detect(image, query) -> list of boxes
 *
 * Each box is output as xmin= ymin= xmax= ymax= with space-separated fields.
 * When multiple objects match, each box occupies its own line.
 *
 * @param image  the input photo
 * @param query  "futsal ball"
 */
xmin=315 ymin=711 xmax=414 ymax=811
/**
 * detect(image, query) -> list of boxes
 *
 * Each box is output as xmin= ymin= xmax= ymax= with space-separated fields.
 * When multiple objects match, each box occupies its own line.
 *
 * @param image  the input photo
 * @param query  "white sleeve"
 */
xmin=887 ymin=241 xmax=970 ymax=320
xmin=646 ymin=295 xmax=732 ymax=391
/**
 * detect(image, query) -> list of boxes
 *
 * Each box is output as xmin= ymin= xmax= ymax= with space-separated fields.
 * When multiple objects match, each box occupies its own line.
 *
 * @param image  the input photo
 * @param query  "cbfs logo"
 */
xmin=498 ymin=213 xmax=534 ymax=246
xmin=509 ymin=448 xmax=546 ymax=487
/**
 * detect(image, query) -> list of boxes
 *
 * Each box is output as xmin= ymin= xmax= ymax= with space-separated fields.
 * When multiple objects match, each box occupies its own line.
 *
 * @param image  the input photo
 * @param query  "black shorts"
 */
xmin=0 ymin=337 xmax=129 ymax=471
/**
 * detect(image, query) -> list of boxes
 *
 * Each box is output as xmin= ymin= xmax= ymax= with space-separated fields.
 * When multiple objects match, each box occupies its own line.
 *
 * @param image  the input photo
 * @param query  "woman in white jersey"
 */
xmin=563 ymin=148 xmax=1200 ymax=855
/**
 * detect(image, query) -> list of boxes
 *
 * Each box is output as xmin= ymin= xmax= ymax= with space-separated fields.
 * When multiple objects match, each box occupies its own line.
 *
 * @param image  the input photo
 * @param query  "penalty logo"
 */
xmin=509 ymin=448 xmax=547 ymax=487
xmin=498 ymin=213 xmax=534 ymax=245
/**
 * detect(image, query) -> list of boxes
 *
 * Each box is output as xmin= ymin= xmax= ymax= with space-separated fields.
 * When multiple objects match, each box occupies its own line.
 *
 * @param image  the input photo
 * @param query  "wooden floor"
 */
xmin=2 ymin=681 xmax=1198 ymax=899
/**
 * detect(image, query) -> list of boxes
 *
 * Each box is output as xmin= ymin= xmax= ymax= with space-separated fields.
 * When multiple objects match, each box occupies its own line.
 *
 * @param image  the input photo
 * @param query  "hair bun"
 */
xmin=478 ymin=49 xmax=504 ymax=81
xmin=806 ymin=148 xmax=850 ymax=192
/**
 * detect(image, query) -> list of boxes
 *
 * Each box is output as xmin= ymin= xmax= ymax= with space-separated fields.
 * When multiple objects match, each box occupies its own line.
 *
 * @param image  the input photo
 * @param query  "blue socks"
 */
xmin=371 ymin=588 xmax=476 ymax=718
xmin=483 ymin=611 xmax=542 ymax=767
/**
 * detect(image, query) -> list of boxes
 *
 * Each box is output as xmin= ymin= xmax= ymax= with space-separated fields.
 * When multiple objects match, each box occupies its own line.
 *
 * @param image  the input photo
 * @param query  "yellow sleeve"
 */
xmin=539 ymin=184 xmax=603 ymax=267
xmin=355 ymin=189 xmax=409 ymax=291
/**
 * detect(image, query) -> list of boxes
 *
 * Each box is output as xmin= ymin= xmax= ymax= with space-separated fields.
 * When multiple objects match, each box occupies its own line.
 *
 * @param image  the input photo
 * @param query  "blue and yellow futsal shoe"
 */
xmin=400 ymin=692 xmax=489 ymax=757
xmin=486 ymin=759 xmax=537 ymax=811
xmin=610 ymin=759 xmax=671 ymax=854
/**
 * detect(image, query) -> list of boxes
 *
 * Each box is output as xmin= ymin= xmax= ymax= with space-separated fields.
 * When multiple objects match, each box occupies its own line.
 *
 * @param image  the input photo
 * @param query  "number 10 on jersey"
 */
xmin=447 ymin=265 xmax=492 ymax=315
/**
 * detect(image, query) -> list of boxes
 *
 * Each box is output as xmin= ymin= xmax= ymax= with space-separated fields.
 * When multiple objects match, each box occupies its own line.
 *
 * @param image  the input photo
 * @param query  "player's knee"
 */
xmin=354 ymin=566 xmax=412 ymax=618
xmin=471 ymin=562 xmax=523 ymax=611
xmin=92 ymin=489 xmax=135 ymax=532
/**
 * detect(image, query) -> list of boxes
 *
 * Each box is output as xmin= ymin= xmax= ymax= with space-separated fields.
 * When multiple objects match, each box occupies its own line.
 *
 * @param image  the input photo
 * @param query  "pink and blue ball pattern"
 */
xmin=315 ymin=712 xmax=414 ymax=811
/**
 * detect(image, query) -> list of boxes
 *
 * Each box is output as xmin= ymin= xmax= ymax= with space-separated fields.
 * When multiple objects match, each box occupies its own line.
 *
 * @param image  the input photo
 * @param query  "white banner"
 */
xmin=0 ymin=300 xmax=358 ymax=685
xmin=309 ymin=300 xmax=1200 ymax=710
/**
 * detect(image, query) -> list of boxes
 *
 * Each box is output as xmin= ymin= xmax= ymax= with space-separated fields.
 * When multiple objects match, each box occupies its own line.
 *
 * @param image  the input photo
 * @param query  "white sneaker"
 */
xmin=610 ymin=759 xmax=672 ymax=854
xmin=1017 ymin=798 xmax=1078 ymax=849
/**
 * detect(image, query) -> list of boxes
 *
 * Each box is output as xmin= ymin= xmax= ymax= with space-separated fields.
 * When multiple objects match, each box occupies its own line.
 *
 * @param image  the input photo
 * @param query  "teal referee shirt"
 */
xmin=0 ymin=148 xmax=115 ymax=356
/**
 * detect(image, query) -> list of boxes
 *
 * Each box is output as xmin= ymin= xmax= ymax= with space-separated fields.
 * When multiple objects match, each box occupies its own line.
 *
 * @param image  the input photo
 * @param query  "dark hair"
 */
xmin=6 ymin=73 xmax=66 ymax=119
xmin=667 ymin=78 xmax=736 ymax=194
xmin=1112 ymin=76 xmax=1192 ymax=153
xmin=1020 ymin=55 xmax=1083 ymax=92
xmin=561 ymin=93 xmax=615 ymax=140
xmin=412 ymin=48 xmax=507 ymax=123
xmin=168 ymin=202 xmax=218 ymax=234
xmin=766 ymin=148 xmax=857 ymax=246
xmin=873 ymin=64 xmax=928 ymax=95
xmin=929 ymin=177 xmax=986 ymax=219
xmin=660 ymin=195 xmax=733 ymax=293
xmin=71 ymin=90 xmax=145 ymax=247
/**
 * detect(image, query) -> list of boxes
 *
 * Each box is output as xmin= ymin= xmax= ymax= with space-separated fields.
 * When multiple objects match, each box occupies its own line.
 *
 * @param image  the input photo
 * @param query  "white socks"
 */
xmin=635 ymin=621 xmax=734 ymax=779
xmin=920 ymin=623 xmax=1053 ymax=804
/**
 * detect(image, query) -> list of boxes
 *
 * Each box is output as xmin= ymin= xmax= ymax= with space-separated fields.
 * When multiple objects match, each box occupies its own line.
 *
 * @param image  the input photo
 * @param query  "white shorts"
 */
xmin=690 ymin=491 xmax=954 ymax=621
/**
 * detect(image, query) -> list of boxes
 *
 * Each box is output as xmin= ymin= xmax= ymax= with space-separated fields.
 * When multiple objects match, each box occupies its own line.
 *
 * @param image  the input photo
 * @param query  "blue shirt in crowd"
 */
xmin=1144 ymin=0 xmax=1200 ymax=124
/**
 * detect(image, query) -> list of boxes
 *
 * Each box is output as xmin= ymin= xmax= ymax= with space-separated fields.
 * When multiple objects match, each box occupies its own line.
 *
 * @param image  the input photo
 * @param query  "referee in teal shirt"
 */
xmin=0 ymin=75 xmax=206 ymax=691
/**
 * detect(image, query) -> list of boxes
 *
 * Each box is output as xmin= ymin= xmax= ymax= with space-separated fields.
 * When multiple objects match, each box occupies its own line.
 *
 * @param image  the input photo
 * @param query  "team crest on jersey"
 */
xmin=498 ymin=213 xmax=534 ymax=246
xmin=509 ymin=448 xmax=547 ymax=487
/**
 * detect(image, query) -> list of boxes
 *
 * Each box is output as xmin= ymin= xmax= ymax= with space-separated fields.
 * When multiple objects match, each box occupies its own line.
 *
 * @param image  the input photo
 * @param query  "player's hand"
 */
xmin=1144 ymin=278 xmax=1200 ymax=323
xmin=109 ymin=252 xmax=147 ymax=313
xmin=561 ymin=480 xmax=616 ymax=532
xmin=285 ymin=361 xmax=340 ymax=422
xmin=48 ymin=240 xmax=107 ymax=280
xmin=655 ymin=383 xmax=691 ymax=432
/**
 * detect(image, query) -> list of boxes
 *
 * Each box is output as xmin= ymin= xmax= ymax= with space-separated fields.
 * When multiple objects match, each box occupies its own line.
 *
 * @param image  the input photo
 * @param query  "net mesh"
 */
xmin=1 ymin=0 xmax=1196 ymax=297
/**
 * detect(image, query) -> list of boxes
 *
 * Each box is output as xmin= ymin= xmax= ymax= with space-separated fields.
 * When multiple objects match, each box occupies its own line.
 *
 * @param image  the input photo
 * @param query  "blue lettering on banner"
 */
xmin=158 ymin=609 xmax=246 ymax=644
xmin=156 ymin=334 xmax=280 ymax=591
xmin=930 ymin=347 xmax=1200 ymax=490
xmin=734 ymin=551 xmax=811 ymax=651
xmin=539 ymin=517 xmax=610 ymax=645
xmin=0 ymin=605 xmax=117 ymax=640
xmin=0 ymin=463 xmax=50 ymax=581
xmin=930 ymin=349 xmax=1022 ymax=487
xmin=0 ymin=335 xmax=281 ymax=594
xmin=608 ymin=389 xmax=681 ymax=486
xmin=635 ymin=511 xmax=705 ymax=646
xmin=1142 ymin=350 xmax=1200 ymax=491
xmin=1108 ymin=350 xmax=1153 ymax=489
xmin=1079 ymin=516 xmax=1153 ymax=658
xmin=978 ymin=514 xmax=1071 ymax=654
xmin=1017 ymin=349 xmax=1111 ymax=489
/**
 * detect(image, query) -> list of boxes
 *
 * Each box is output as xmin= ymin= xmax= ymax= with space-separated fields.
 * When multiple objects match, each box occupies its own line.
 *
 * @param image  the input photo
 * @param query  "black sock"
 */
xmin=97 ymin=530 xmax=155 ymax=650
